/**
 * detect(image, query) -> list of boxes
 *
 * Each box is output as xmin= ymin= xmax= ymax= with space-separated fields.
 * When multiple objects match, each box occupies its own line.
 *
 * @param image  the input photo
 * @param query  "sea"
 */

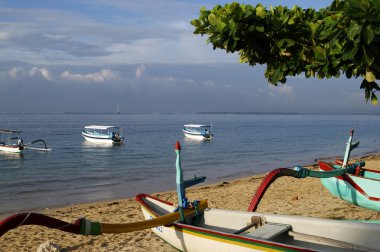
xmin=1 ymin=113 xmax=380 ymax=217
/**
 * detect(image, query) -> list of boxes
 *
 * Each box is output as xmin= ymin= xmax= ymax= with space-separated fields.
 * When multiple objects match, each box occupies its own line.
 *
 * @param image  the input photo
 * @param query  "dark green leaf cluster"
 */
xmin=191 ymin=0 xmax=380 ymax=104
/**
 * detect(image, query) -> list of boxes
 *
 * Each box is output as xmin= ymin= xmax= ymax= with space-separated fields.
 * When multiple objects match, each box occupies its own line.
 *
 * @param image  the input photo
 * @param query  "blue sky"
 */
xmin=0 ymin=0 xmax=377 ymax=114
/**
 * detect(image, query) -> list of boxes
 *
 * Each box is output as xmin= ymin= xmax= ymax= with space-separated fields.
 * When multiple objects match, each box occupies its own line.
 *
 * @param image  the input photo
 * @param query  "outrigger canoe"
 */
xmin=319 ymin=160 xmax=380 ymax=212
xmin=0 ymin=129 xmax=24 ymax=153
xmin=136 ymin=142 xmax=380 ymax=252
xmin=137 ymin=193 xmax=379 ymax=252
xmin=0 ymin=129 xmax=51 ymax=153
xmin=318 ymin=130 xmax=380 ymax=212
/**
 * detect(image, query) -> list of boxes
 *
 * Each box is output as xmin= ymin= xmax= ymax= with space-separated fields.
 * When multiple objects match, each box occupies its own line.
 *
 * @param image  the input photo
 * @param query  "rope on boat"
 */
xmin=247 ymin=164 xmax=359 ymax=212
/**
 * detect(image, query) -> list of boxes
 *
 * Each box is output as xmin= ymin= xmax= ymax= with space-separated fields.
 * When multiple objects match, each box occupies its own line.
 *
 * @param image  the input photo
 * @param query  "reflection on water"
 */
xmin=0 ymin=151 xmax=24 ymax=160
xmin=0 ymin=152 xmax=24 ymax=169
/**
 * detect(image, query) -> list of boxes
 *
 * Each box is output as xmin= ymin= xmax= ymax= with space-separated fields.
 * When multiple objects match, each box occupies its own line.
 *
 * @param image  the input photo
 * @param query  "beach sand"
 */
xmin=1 ymin=156 xmax=379 ymax=251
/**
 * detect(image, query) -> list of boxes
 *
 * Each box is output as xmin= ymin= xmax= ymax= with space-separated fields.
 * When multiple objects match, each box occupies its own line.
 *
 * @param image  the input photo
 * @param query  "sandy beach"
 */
xmin=1 ymin=156 xmax=379 ymax=251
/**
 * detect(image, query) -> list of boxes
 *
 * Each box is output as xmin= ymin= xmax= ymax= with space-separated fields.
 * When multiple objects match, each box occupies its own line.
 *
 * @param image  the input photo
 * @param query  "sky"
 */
xmin=0 ymin=0 xmax=378 ymax=114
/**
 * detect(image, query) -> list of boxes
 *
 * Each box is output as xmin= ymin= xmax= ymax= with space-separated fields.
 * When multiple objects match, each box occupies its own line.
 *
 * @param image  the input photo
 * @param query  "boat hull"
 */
xmin=318 ymin=161 xmax=380 ymax=211
xmin=182 ymin=130 xmax=213 ymax=140
xmin=0 ymin=145 xmax=23 ymax=153
xmin=136 ymin=194 xmax=380 ymax=252
xmin=81 ymin=132 xmax=123 ymax=144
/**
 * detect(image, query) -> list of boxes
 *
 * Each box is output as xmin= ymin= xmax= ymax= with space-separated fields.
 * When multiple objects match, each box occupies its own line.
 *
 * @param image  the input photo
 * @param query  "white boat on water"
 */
xmin=0 ymin=129 xmax=51 ymax=153
xmin=0 ymin=129 xmax=24 ymax=153
xmin=182 ymin=124 xmax=213 ymax=140
xmin=82 ymin=125 xmax=124 ymax=144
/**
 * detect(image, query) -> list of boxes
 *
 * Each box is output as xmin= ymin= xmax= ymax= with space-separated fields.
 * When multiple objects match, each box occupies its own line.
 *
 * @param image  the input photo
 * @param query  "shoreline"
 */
xmin=0 ymin=152 xmax=370 ymax=219
xmin=1 ymin=155 xmax=380 ymax=251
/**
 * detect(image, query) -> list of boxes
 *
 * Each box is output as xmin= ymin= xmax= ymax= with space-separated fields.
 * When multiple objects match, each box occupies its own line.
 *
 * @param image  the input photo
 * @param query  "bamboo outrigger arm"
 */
xmin=0 ymin=200 xmax=207 ymax=237
xmin=247 ymin=163 xmax=360 ymax=212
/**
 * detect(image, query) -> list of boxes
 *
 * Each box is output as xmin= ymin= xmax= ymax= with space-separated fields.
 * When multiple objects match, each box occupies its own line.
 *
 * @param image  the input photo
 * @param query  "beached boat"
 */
xmin=136 ymin=193 xmax=379 ymax=252
xmin=182 ymin=124 xmax=213 ymax=140
xmin=135 ymin=142 xmax=380 ymax=252
xmin=82 ymin=125 xmax=124 ymax=144
xmin=317 ymin=130 xmax=380 ymax=211
xmin=0 ymin=129 xmax=51 ymax=153
xmin=318 ymin=160 xmax=380 ymax=212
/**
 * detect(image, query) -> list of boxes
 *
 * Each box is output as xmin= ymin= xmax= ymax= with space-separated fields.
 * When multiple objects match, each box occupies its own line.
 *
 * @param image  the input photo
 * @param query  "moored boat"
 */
xmin=182 ymin=124 xmax=213 ymax=140
xmin=82 ymin=125 xmax=124 ymax=144
xmin=0 ymin=129 xmax=51 ymax=153
xmin=0 ymin=129 xmax=24 ymax=153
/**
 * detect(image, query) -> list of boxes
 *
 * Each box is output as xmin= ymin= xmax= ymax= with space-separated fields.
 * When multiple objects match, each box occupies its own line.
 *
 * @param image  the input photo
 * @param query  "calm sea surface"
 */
xmin=1 ymin=113 xmax=380 ymax=216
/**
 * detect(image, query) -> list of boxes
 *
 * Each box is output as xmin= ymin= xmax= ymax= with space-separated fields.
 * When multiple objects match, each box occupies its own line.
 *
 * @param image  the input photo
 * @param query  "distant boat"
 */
xmin=82 ymin=125 xmax=124 ymax=144
xmin=0 ymin=129 xmax=24 ymax=153
xmin=0 ymin=129 xmax=51 ymax=153
xmin=117 ymin=104 xmax=120 ymax=114
xmin=182 ymin=124 xmax=213 ymax=140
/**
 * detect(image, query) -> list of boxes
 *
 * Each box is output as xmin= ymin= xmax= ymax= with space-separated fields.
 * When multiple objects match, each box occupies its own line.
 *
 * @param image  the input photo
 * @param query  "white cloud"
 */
xmin=0 ymin=67 xmax=51 ymax=80
xmin=29 ymin=67 xmax=52 ymax=80
xmin=43 ymin=34 xmax=68 ymax=40
xmin=60 ymin=69 xmax=120 ymax=82
xmin=0 ymin=32 xmax=10 ymax=42
xmin=268 ymin=84 xmax=294 ymax=98
xmin=8 ymin=67 xmax=25 ymax=79
xmin=135 ymin=65 xmax=146 ymax=80
xmin=168 ymin=21 xmax=192 ymax=32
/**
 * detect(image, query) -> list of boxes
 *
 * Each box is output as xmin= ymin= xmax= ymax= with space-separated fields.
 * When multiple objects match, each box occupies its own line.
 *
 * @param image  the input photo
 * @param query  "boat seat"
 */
xmin=242 ymin=223 xmax=291 ymax=240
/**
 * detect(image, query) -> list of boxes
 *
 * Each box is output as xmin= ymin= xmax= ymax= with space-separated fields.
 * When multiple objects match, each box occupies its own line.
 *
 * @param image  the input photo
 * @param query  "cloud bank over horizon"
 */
xmin=0 ymin=0 xmax=377 ymax=114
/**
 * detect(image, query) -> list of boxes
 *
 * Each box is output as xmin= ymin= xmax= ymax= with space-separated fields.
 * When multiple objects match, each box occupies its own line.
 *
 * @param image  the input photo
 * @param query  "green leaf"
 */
xmin=276 ymin=39 xmax=295 ymax=49
xmin=363 ymin=25 xmax=375 ymax=44
xmin=255 ymin=25 xmax=265 ymax=32
xmin=347 ymin=22 xmax=362 ymax=43
xmin=256 ymin=6 xmax=266 ymax=18
xmin=272 ymin=68 xmax=282 ymax=83
xmin=342 ymin=45 xmax=358 ymax=60
xmin=365 ymin=89 xmax=370 ymax=102
xmin=208 ymin=13 xmax=218 ymax=25
xmin=363 ymin=47 xmax=374 ymax=65
xmin=374 ymin=26 xmax=380 ymax=35
xmin=371 ymin=92 xmax=378 ymax=105
xmin=307 ymin=21 xmax=320 ymax=36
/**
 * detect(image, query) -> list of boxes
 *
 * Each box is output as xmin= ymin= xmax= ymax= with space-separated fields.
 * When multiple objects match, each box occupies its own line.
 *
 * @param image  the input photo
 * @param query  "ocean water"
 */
xmin=1 ymin=113 xmax=380 ymax=217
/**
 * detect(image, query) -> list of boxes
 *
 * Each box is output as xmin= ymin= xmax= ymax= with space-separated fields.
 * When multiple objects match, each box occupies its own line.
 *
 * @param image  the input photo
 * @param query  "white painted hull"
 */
xmin=138 ymin=194 xmax=380 ymax=252
xmin=182 ymin=131 xmax=212 ymax=140
xmin=81 ymin=132 xmax=123 ymax=144
xmin=0 ymin=145 xmax=23 ymax=153
xmin=141 ymin=209 xmax=263 ymax=252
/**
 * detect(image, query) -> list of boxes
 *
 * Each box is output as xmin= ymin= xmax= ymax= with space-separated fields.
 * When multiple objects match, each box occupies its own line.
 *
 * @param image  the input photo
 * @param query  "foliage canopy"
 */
xmin=191 ymin=0 xmax=380 ymax=104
